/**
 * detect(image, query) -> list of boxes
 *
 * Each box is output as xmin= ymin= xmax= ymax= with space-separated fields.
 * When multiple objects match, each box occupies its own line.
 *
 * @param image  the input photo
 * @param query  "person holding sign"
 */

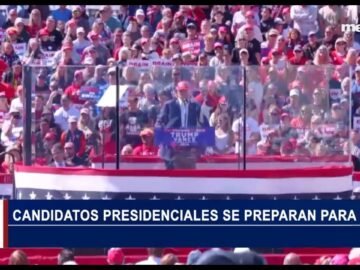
xmin=156 ymin=81 xmax=208 ymax=169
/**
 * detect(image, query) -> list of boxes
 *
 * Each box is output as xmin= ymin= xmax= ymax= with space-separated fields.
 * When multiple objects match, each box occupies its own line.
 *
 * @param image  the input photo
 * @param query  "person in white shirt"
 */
xmin=237 ymin=11 xmax=263 ymax=43
xmin=73 ymin=27 xmax=91 ymax=58
xmin=1 ymin=107 xmax=23 ymax=147
xmin=290 ymin=5 xmax=319 ymax=39
xmin=344 ymin=5 xmax=359 ymax=25
xmin=54 ymin=94 xmax=80 ymax=131
xmin=141 ymin=38 xmax=159 ymax=60
xmin=10 ymin=85 xmax=24 ymax=116
xmin=136 ymin=248 xmax=163 ymax=265
xmin=232 ymin=6 xmax=260 ymax=36
xmin=138 ymin=83 xmax=157 ymax=112
xmin=259 ymin=105 xmax=280 ymax=141
xmin=247 ymin=71 xmax=264 ymax=110
xmin=318 ymin=5 xmax=346 ymax=35
xmin=231 ymin=100 xmax=260 ymax=155
xmin=344 ymin=31 xmax=360 ymax=52
xmin=206 ymin=112 xmax=234 ymax=155
xmin=209 ymin=42 xmax=225 ymax=67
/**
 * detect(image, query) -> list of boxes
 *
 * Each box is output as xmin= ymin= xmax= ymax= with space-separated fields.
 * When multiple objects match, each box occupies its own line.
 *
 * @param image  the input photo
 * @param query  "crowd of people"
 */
xmin=6 ymin=247 xmax=360 ymax=265
xmin=0 ymin=5 xmax=358 ymax=170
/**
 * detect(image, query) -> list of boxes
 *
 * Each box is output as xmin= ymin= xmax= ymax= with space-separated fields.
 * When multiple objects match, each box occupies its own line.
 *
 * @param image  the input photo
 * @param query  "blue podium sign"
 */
xmin=154 ymin=128 xmax=215 ymax=147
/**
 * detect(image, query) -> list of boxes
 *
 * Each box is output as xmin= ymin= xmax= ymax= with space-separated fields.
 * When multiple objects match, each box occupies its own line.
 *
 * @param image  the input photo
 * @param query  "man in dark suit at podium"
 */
xmin=156 ymin=81 xmax=208 ymax=169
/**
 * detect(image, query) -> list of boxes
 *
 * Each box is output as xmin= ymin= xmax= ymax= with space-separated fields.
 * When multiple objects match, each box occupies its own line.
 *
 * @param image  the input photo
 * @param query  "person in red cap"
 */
xmin=263 ymin=48 xmax=286 ymax=68
xmin=231 ymin=6 xmax=248 ymax=33
xmin=209 ymin=42 xmax=224 ymax=67
xmin=234 ymin=24 xmax=261 ymax=65
xmin=64 ymin=19 xmax=78 ymax=40
xmin=279 ymin=113 xmax=293 ymax=138
xmin=216 ymin=27 xmax=231 ymax=49
xmin=84 ymin=31 xmax=110 ymax=65
xmin=5 ymin=27 xmax=18 ymax=43
xmin=107 ymin=248 xmax=125 ymax=265
xmin=157 ymin=80 xmax=204 ymax=129
xmin=38 ymin=28 xmax=51 ymax=51
xmin=64 ymin=70 xmax=85 ymax=106
xmin=236 ymin=11 xmax=263 ymax=43
xmin=59 ymin=42 xmax=75 ymax=65
xmin=132 ymin=128 xmax=158 ymax=156
xmin=156 ymin=80 xmax=208 ymax=169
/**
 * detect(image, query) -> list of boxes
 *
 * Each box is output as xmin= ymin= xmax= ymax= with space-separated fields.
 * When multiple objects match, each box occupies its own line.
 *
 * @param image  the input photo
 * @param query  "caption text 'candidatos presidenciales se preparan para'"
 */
xmin=11 ymin=208 xmax=357 ymax=223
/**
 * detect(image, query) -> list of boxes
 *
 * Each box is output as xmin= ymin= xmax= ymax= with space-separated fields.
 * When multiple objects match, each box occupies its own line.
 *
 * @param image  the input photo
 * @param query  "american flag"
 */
xmin=14 ymin=165 xmax=356 ymax=201
xmin=15 ymin=189 xmax=354 ymax=201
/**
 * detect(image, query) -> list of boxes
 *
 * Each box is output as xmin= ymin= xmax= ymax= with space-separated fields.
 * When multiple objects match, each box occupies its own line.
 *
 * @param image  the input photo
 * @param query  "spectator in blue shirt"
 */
xmin=51 ymin=5 xmax=72 ymax=23
xmin=97 ymin=6 xmax=122 ymax=33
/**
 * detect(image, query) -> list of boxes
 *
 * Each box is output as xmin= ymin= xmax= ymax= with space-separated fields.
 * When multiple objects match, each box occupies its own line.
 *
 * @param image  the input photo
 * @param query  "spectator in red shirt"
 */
xmin=60 ymin=116 xmax=86 ymax=158
xmin=132 ymin=128 xmax=158 ymax=156
xmin=181 ymin=22 xmax=201 ymax=55
xmin=27 ymin=9 xmax=45 ymax=38
xmin=189 ymin=5 xmax=206 ymax=28
xmin=64 ymin=70 xmax=85 ymax=106
xmin=291 ymin=105 xmax=312 ymax=129
xmin=156 ymin=8 xmax=172 ymax=30
xmin=0 ymin=59 xmax=15 ymax=103
xmin=285 ymin=28 xmax=303 ymax=58
xmin=5 ymin=27 xmax=19 ymax=44
xmin=195 ymin=80 xmax=220 ymax=110
xmin=330 ymin=38 xmax=347 ymax=65
xmin=169 ymin=37 xmax=181 ymax=55
xmin=289 ymin=45 xmax=307 ymax=65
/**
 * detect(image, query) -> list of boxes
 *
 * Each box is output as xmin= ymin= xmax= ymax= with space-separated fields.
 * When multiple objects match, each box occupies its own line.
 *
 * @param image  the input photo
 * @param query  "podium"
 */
xmin=155 ymin=128 xmax=215 ymax=169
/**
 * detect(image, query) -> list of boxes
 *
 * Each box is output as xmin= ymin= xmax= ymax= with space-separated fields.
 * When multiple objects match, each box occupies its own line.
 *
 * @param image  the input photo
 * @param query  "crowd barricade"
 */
xmin=90 ymin=154 xmax=350 ymax=170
